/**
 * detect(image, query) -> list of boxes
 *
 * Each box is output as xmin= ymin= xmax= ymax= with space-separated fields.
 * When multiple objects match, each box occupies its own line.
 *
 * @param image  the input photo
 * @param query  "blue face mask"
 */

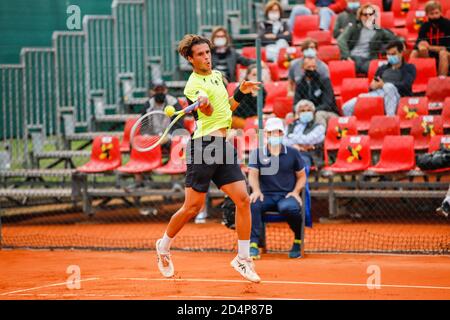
xmin=299 ymin=111 xmax=314 ymax=124
xmin=303 ymin=48 xmax=316 ymax=58
xmin=387 ymin=54 xmax=400 ymax=65
xmin=347 ymin=2 xmax=360 ymax=11
xmin=268 ymin=136 xmax=283 ymax=146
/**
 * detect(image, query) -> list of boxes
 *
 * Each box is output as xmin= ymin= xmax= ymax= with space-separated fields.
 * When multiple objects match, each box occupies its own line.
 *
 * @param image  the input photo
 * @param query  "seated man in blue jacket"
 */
xmin=342 ymin=40 xmax=416 ymax=116
xmin=248 ymin=117 xmax=307 ymax=260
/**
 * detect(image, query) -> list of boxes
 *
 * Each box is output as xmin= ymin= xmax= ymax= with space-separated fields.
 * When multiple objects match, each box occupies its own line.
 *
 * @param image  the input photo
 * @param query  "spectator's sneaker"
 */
xmin=155 ymin=239 xmax=174 ymax=278
xmin=250 ymin=242 xmax=261 ymax=260
xmin=437 ymin=196 xmax=450 ymax=218
xmin=230 ymin=255 xmax=261 ymax=283
xmin=288 ymin=240 xmax=302 ymax=259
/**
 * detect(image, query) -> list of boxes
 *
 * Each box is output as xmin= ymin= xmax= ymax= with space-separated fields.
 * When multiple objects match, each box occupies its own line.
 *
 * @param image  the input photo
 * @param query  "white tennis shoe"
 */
xmin=230 ymin=255 xmax=261 ymax=283
xmin=156 ymin=239 xmax=174 ymax=278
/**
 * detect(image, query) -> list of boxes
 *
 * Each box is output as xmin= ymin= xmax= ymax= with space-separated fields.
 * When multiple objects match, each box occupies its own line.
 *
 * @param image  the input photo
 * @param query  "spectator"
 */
xmin=337 ymin=3 xmax=398 ymax=75
xmin=333 ymin=0 xmax=360 ymax=39
xmin=232 ymin=64 xmax=267 ymax=129
xmin=248 ymin=117 xmax=307 ymax=259
xmin=289 ymin=0 xmax=347 ymax=31
xmin=288 ymin=38 xmax=330 ymax=97
xmin=258 ymin=0 xmax=292 ymax=62
xmin=437 ymin=185 xmax=450 ymax=218
xmin=342 ymin=40 xmax=416 ymax=116
xmin=211 ymin=27 xmax=255 ymax=82
xmin=410 ymin=1 xmax=450 ymax=76
xmin=284 ymin=100 xmax=326 ymax=168
xmin=293 ymin=57 xmax=339 ymax=127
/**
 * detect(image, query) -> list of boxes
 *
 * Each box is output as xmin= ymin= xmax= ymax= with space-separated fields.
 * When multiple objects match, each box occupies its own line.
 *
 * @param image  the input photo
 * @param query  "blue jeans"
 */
xmin=289 ymin=5 xmax=335 ymax=31
xmin=250 ymin=193 xmax=302 ymax=243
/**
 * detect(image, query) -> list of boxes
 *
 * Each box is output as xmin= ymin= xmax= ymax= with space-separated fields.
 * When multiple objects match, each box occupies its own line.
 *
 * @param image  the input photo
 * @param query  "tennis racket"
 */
xmin=129 ymin=101 xmax=199 ymax=152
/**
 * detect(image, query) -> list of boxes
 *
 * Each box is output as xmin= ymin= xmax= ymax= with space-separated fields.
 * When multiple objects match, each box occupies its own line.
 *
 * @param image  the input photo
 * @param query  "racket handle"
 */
xmin=184 ymin=101 xmax=200 ymax=114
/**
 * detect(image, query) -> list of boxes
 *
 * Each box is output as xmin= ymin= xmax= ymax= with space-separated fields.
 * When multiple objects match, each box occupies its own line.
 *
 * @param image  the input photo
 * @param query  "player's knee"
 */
xmin=182 ymin=204 xmax=203 ymax=218
xmin=234 ymin=194 xmax=250 ymax=209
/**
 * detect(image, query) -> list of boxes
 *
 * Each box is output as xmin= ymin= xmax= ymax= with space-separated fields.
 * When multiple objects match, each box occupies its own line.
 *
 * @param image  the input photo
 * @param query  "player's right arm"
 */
xmin=184 ymin=81 xmax=213 ymax=116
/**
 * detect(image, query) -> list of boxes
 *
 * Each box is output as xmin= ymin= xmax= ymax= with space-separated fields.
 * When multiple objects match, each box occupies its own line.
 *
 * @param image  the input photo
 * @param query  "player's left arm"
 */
xmin=229 ymin=80 xmax=262 ymax=111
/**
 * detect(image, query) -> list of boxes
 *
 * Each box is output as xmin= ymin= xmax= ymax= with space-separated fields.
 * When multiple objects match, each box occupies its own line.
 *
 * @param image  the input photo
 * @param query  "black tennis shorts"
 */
xmin=185 ymin=135 xmax=245 ymax=193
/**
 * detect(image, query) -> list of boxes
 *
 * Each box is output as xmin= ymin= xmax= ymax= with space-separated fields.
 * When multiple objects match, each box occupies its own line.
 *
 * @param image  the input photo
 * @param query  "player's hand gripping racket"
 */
xmin=129 ymin=101 xmax=199 ymax=152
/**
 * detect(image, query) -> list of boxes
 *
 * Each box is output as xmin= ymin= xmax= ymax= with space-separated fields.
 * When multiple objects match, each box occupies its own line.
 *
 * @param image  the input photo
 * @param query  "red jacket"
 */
xmin=305 ymin=0 xmax=347 ymax=14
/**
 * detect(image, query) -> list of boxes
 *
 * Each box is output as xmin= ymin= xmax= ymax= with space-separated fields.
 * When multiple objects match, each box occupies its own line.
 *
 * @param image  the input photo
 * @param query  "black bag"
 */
xmin=416 ymin=145 xmax=450 ymax=171
xmin=221 ymin=196 xmax=236 ymax=229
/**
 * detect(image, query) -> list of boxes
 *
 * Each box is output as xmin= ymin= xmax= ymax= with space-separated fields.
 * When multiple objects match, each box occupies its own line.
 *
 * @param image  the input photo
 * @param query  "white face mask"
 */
xmin=214 ymin=37 xmax=227 ymax=48
xmin=268 ymin=11 xmax=280 ymax=21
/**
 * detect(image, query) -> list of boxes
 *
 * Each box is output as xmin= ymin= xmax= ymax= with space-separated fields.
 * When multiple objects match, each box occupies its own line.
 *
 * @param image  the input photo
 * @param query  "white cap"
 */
xmin=264 ymin=117 xmax=286 ymax=134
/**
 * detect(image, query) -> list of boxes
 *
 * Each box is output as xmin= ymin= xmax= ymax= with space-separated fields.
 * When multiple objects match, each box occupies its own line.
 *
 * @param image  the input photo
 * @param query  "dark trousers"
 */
xmin=250 ymin=193 xmax=302 ymax=244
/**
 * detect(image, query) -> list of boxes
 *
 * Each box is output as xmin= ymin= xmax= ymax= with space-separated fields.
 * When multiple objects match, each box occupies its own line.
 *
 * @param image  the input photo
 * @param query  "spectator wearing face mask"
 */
xmin=410 ymin=1 xmax=450 ymax=76
xmin=259 ymin=0 xmax=292 ymax=62
xmin=337 ymin=3 xmax=398 ymax=75
xmin=289 ymin=0 xmax=347 ymax=32
xmin=232 ymin=64 xmax=268 ymax=129
xmin=284 ymin=100 xmax=325 ymax=168
xmin=294 ymin=57 xmax=339 ymax=128
xmin=342 ymin=40 xmax=416 ymax=117
xmin=288 ymin=38 xmax=330 ymax=97
xmin=211 ymin=27 xmax=255 ymax=83
xmin=333 ymin=0 xmax=360 ymax=39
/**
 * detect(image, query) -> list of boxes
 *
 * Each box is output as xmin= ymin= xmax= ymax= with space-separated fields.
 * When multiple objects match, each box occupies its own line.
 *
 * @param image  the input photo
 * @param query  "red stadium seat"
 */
xmin=367 ymin=59 xmax=388 ymax=83
xmin=226 ymin=82 xmax=240 ymax=97
xmin=117 ymin=137 xmax=162 ymax=174
xmin=396 ymin=97 xmax=429 ymax=129
xmin=241 ymin=46 xmax=267 ymax=62
xmin=392 ymin=0 xmax=418 ymax=27
xmin=341 ymin=78 xmax=369 ymax=104
xmin=77 ymin=136 xmax=121 ymax=173
xmin=273 ymin=96 xmax=294 ymax=118
xmin=306 ymin=30 xmax=332 ymax=45
xmin=317 ymin=45 xmax=341 ymax=64
xmin=409 ymin=58 xmax=437 ymax=93
xmin=323 ymin=136 xmax=371 ymax=173
xmin=361 ymin=0 xmax=384 ymax=12
xmin=380 ymin=11 xmax=395 ymax=29
xmin=235 ymin=129 xmax=259 ymax=152
xmin=324 ymin=116 xmax=358 ymax=165
xmin=426 ymin=77 xmax=450 ymax=111
xmin=428 ymin=135 xmax=450 ymax=153
xmin=368 ymin=136 xmax=416 ymax=172
xmin=446 ymin=9 xmax=450 ymax=19
xmin=119 ymin=117 xmax=139 ymax=153
xmin=178 ymin=97 xmax=189 ymax=109
xmin=368 ymin=116 xmax=401 ymax=150
xmin=263 ymin=81 xmax=289 ymax=113
xmin=401 ymin=10 xmax=427 ymax=48
xmin=276 ymin=47 xmax=303 ymax=79
xmin=154 ymin=135 xmax=189 ymax=175
xmin=443 ymin=98 xmax=450 ymax=130
xmin=329 ymin=60 xmax=356 ymax=96
xmin=267 ymin=62 xmax=280 ymax=81
xmin=410 ymin=115 xmax=444 ymax=150
xmin=354 ymin=96 xmax=385 ymax=132
xmin=292 ymin=15 xmax=320 ymax=46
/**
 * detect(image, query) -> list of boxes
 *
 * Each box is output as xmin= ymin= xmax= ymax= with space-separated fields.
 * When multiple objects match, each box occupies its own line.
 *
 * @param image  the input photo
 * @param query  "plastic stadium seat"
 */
xmin=120 ymin=117 xmax=139 ymax=153
xmin=341 ymin=78 xmax=369 ymax=104
xmin=380 ymin=11 xmax=395 ymax=29
xmin=368 ymin=136 xmax=416 ymax=172
xmin=276 ymin=47 xmax=303 ymax=79
xmin=353 ymin=96 xmax=385 ymax=132
xmin=401 ymin=10 xmax=427 ymax=48
xmin=77 ymin=136 xmax=121 ymax=173
xmin=368 ymin=116 xmax=401 ymax=150
xmin=273 ymin=96 xmax=294 ymax=118
xmin=392 ymin=0 xmax=418 ymax=27
xmin=410 ymin=115 xmax=444 ymax=150
xmin=226 ymin=82 xmax=239 ymax=97
xmin=117 ymin=137 xmax=162 ymax=174
xmin=292 ymin=15 xmax=320 ymax=46
xmin=244 ymin=117 xmax=260 ymax=132
xmin=396 ymin=97 xmax=429 ymax=129
xmin=329 ymin=60 xmax=356 ymax=96
xmin=263 ymin=81 xmax=289 ymax=113
xmin=409 ymin=58 xmax=437 ymax=93
xmin=361 ymin=0 xmax=383 ymax=12
xmin=426 ymin=77 xmax=450 ymax=111
xmin=443 ymin=98 xmax=450 ymax=130
xmin=323 ymin=136 xmax=371 ymax=173
xmin=306 ymin=30 xmax=332 ymax=45
xmin=241 ymin=46 xmax=267 ymax=62
xmin=367 ymin=59 xmax=388 ymax=83
xmin=154 ymin=135 xmax=190 ymax=174
xmin=447 ymin=9 xmax=450 ymax=19
xmin=235 ymin=129 xmax=259 ymax=152
xmin=317 ymin=45 xmax=341 ymax=64
xmin=428 ymin=135 xmax=450 ymax=153
xmin=324 ymin=116 xmax=358 ymax=164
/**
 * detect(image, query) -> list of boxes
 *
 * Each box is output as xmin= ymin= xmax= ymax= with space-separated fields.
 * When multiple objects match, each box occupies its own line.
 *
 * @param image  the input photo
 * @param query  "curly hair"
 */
xmin=177 ymin=34 xmax=212 ymax=60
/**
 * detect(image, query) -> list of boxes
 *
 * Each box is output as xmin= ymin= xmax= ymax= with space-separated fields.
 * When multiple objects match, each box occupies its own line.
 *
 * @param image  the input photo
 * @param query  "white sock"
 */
xmin=238 ymin=240 xmax=250 ymax=259
xmin=159 ymin=232 xmax=173 ymax=253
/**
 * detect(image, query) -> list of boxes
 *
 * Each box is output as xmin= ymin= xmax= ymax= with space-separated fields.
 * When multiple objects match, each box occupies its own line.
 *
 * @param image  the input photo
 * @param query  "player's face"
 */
xmin=188 ymin=43 xmax=212 ymax=73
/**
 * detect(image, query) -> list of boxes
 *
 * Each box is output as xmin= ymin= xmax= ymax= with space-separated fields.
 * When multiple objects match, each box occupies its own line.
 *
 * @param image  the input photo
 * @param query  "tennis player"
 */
xmin=155 ymin=34 xmax=262 ymax=283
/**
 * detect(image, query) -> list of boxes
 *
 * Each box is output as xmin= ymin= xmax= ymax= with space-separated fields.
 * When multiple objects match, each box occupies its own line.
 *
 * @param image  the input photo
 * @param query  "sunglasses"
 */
xmin=361 ymin=12 xmax=375 ymax=17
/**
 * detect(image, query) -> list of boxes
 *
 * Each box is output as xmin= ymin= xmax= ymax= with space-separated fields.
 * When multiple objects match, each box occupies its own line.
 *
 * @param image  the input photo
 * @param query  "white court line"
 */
xmin=0 ymin=277 xmax=100 ymax=296
xmin=116 ymin=277 xmax=450 ymax=291
xmin=168 ymin=295 xmax=309 ymax=300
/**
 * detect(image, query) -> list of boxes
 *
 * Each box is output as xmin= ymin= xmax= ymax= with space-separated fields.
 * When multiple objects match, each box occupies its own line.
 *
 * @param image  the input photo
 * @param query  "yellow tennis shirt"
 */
xmin=184 ymin=70 xmax=232 ymax=139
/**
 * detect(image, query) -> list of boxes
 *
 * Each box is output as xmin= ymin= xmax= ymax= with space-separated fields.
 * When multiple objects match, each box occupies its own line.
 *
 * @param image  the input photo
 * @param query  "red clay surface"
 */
xmin=0 ymin=249 xmax=449 ymax=300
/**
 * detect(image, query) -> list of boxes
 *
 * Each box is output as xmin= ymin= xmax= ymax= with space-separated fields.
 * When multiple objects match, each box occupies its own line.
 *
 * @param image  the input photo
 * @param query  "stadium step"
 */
xmin=34 ymin=150 xmax=91 ymax=159
xmin=65 ymin=132 xmax=123 ymax=141
xmin=0 ymin=188 xmax=72 ymax=198
xmin=94 ymin=114 xmax=138 ymax=123
xmin=0 ymin=169 xmax=76 ymax=178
